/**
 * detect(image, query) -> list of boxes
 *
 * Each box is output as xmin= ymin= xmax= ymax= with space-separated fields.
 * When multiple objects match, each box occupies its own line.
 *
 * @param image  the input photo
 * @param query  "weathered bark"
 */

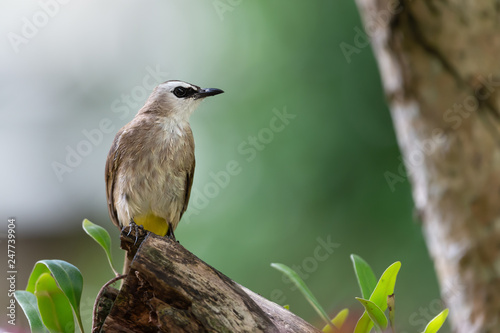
xmin=355 ymin=1 xmax=500 ymax=332
xmin=95 ymin=227 xmax=321 ymax=332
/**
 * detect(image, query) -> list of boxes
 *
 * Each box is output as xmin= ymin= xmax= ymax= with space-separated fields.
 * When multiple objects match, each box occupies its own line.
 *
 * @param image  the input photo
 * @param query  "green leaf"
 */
xmin=271 ymin=263 xmax=337 ymax=331
xmin=14 ymin=291 xmax=50 ymax=333
xmin=35 ymin=273 xmax=75 ymax=333
xmin=26 ymin=263 xmax=51 ymax=293
xmin=354 ymin=312 xmax=373 ymax=333
xmin=421 ymin=309 xmax=449 ymax=333
xmin=354 ymin=261 xmax=401 ymax=333
xmin=370 ymin=261 xmax=400 ymax=311
xmin=82 ymin=219 xmax=118 ymax=275
xmin=26 ymin=260 xmax=84 ymax=333
xmin=323 ymin=308 xmax=349 ymax=332
xmin=356 ymin=298 xmax=387 ymax=332
xmin=351 ymin=254 xmax=377 ymax=299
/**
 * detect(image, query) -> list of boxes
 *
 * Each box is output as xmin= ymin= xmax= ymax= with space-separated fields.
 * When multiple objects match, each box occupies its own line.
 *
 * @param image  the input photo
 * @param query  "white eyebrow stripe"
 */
xmin=158 ymin=81 xmax=198 ymax=92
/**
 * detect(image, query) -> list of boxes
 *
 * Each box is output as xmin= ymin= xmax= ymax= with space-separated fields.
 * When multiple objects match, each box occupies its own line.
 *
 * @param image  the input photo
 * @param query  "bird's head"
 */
xmin=144 ymin=80 xmax=224 ymax=121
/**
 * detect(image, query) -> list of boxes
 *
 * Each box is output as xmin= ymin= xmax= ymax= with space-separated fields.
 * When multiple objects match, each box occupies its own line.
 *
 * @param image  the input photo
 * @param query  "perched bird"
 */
xmin=105 ymin=80 xmax=223 ymax=270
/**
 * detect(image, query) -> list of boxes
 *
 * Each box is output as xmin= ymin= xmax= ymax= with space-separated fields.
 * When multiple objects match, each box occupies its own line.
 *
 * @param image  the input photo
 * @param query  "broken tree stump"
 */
xmin=95 ymin=227 xmax=322 ymax=332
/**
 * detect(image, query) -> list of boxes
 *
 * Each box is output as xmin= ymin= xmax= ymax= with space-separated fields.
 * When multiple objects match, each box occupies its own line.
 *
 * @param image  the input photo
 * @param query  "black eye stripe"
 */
xmin=173 ymin=86 xmax=195 ymax=98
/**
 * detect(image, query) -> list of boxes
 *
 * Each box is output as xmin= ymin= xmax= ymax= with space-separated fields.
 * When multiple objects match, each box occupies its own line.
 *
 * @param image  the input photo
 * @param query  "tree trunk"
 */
xmin=94 ymin=227 xmax=321 ymax=333
xmin=354 ymin=1 xmax=500 ymax=332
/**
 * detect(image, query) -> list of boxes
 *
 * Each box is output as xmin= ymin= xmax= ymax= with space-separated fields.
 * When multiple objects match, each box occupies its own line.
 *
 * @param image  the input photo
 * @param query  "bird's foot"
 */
xmin=126 ymin=220 xmax=144 ymax=245
xmin=166 ymin=222 xmax=177 ymax=242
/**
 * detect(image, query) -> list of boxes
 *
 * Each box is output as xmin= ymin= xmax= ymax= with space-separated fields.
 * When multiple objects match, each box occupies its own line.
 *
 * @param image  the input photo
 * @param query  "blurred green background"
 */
xmin=1 ymin=1 xmax=448 ymax=332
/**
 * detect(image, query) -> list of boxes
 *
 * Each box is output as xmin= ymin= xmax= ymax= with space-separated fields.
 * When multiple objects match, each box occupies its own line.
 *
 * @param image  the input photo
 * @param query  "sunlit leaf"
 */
xmin=354 ymin=261 xmax=401 ymax=333
xmin=356 ymin=298 xmax=387 ymax=331
xmin=323 ymin=308 xmax=349 ymax=332
xmin=421 ymin=309 xmax=449 ymax=333
xmin=35 ymin=273 xmax=75 ymax=333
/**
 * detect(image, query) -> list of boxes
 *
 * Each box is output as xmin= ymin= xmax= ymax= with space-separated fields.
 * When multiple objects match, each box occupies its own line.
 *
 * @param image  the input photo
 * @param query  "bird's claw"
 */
xmin=126 ymin=220 xmax=144 ymax=245
xmin=166 ymin=222 xmax=176 ymax=241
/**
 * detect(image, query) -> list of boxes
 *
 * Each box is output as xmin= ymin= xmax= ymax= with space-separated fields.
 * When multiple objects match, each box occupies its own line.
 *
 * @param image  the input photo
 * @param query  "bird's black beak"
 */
xmin=194 ymin=88 xmax=224 ymax=99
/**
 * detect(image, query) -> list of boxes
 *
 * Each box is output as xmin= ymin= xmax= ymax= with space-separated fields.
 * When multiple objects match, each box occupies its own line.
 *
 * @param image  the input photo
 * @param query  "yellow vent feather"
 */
xmin=134 ymin=212 xmax=169 ymax=236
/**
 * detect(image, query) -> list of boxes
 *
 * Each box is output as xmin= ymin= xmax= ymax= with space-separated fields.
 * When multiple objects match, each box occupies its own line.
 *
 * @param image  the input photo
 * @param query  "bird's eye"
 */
xmin=173 ymin=86 xmax=188 ymax=98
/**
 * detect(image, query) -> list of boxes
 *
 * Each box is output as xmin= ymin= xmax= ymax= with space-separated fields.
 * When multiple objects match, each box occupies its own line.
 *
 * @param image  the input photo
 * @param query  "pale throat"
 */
xmin=159 ymin=116 xmax=191 ymax=139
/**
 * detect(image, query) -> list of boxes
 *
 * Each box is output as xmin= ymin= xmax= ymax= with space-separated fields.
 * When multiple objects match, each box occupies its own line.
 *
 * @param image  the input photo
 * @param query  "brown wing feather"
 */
xmin=105 ymin=135 xmax=121 ymax=229
xmin=180 ymin=159 xmax=195 ymax=219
